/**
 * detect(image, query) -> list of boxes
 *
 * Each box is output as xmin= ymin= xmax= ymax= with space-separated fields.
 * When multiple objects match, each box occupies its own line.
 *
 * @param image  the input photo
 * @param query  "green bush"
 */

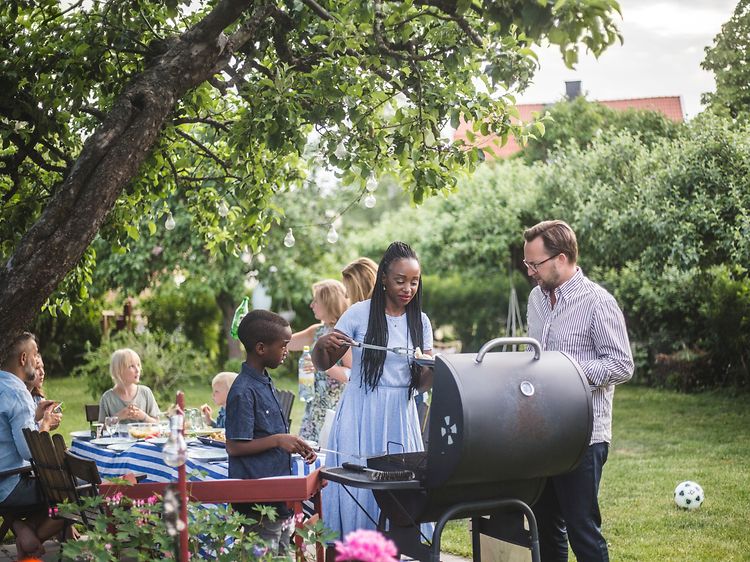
xmin=601 ymin=264 xmax=750 ymax=390
xmin=141 ymin=279 xmax=222 ymax=361
xmin=698 ymin=265 xmax=750 ymax=389
xmin=72 ymin=330 xmax=213 ymax=405
xmin=422 ymin=271 xmax=531 ymax=352
xmin=31 ymin=297 xmax=104 ymax=378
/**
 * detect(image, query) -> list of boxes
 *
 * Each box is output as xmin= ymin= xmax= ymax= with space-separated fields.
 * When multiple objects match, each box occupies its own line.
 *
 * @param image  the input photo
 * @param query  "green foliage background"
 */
xmin=71 ymin=330 xmax=213 ymax=404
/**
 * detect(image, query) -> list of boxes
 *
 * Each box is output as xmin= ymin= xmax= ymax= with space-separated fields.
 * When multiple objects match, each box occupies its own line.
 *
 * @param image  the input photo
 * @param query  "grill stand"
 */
xmin=376 ymin=492 xmax=540 ymax=562
xmin=322 ymin=468 xmax=540 ymax=562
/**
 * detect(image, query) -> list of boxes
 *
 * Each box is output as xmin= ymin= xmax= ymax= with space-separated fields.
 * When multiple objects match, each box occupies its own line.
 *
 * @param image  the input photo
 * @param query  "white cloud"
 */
xmin=625 ymin=3 xmax=730 ymax=37
xmin=514 ymin=0 xmax=738 ymax=119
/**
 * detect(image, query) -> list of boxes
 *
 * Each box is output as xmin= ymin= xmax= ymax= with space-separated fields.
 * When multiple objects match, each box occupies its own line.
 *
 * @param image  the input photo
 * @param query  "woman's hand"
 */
xmin=312 ymin=330 xmax=353 ymax=371
xmin=34 ymin=399 xmax=55 ymax=422
xmin=39 ymin=408 xmax=62 ymax=432
xmin=318 ymin=330 xmax=353 ymax=351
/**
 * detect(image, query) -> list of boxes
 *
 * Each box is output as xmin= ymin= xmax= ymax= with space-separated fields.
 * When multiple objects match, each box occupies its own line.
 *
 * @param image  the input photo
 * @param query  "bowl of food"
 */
xmin=197 ymin=430 xmax=227 ymax=448
xmin=128 ymin=422 xmax=161 ymax=440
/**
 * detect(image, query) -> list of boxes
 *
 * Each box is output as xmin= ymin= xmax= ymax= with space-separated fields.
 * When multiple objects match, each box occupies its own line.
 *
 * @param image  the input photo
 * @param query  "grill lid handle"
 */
xmin=475 ymin=337 xmax=541 ymax=363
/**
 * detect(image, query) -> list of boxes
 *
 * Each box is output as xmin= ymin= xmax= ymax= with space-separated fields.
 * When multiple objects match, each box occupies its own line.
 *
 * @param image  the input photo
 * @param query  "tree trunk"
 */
xmin=0 ymin=0 xmax=255 ymax=361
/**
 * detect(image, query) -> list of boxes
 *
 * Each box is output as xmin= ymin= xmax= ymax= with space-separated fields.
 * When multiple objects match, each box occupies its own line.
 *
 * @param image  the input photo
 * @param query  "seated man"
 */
xmin=0 ymin=332 xmax=63 ymax=558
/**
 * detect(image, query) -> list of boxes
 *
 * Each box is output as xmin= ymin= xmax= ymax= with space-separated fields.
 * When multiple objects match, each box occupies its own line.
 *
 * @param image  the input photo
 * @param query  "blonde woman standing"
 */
xmin=289 ymin=279 xmax=352 ymax=441
xmin=341 ymin=257 xmax=377 ymax=304
xmin=98 ymin=348 xmax=160 ymax=424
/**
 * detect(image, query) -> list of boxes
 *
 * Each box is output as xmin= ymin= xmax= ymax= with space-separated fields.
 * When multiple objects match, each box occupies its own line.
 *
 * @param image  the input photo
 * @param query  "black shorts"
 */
xmin=0 ymin=474 xmax=45 ymax=509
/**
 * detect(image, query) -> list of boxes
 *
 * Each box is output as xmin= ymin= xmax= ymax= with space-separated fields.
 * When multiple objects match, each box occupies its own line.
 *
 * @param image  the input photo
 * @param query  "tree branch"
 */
xmin=172 ymin=116 xmax=233 ymax=132
xmin=173 ymin=129 xmax=231 ymax=171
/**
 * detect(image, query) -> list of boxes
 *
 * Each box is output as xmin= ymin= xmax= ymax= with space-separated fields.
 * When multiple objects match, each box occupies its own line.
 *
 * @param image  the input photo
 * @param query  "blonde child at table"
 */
xmin=201 ymin=371 xmax=237 ymax=428
xmin=98 ymin=348 xmax=160 ymax=424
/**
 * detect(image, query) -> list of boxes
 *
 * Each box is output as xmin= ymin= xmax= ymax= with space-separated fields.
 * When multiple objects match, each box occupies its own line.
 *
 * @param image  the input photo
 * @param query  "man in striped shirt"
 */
xmin=523 ymin=220 xmax=634 ymax=562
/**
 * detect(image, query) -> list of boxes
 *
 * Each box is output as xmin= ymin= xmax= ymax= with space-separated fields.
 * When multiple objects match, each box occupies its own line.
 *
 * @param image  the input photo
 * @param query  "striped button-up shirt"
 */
xmin=527 ymin=268 xmax=634 ymax=444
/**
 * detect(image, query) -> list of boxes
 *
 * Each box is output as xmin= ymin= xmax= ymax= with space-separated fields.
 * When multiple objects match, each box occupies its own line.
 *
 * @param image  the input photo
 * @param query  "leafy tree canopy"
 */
xmin=702 ymin=0 xmax=750 ymax=121
xmin=0 ymin=0 xmax=622 ymax=358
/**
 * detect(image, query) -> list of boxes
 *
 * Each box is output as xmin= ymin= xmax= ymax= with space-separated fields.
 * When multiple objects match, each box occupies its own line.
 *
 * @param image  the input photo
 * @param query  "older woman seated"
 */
xmin=98 ymin=348 xmax=160 ymax=424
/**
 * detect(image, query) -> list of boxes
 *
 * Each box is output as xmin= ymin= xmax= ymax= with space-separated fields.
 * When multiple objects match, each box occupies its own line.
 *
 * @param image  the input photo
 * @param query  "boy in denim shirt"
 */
xmin=225 ymin=310 xmax=317 ymax=555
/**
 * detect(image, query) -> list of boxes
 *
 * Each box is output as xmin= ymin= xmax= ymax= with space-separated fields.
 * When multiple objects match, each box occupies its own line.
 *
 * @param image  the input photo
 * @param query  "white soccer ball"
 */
xmin=674 ymin=481 xmax=705 ymax=510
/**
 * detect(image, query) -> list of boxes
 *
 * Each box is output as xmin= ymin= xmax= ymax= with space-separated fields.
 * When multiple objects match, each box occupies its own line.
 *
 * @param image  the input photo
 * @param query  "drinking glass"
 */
xmin=104 ymin=416 xmax=120 ymax=438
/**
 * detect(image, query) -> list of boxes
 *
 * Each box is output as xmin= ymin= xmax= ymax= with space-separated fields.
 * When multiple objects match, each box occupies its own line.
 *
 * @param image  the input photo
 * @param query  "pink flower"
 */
xmin=106 ymin=492 xmax=124 ymax=505
xmin=105 ymin=544 xmax=112 ymax=551
xmin=334 ymin=529 xmax=399 ymax=562
xmin=146 ymin=495 xmax=158 ymax=505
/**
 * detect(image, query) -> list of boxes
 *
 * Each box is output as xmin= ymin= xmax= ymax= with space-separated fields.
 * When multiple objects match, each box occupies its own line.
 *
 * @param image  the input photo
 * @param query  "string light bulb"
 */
xmin=334 ymin=142 xmax=347 ymax=159
xmin=365 ymin=174 xmax=377 ymax=192
xmin=326 ymin=224 xmax=339 ymax=244
xmin=173 ymin=269 xmax=186 ymax=287
xmin=164 ymin=213 xmax=176 ymax=231
xmin=364 ymin=193 xmax=376 ymax=208
xmin=283 ymin=228 xmax=295 ymax=248
xmin=217 ymin=200 xmax=229 ymax=218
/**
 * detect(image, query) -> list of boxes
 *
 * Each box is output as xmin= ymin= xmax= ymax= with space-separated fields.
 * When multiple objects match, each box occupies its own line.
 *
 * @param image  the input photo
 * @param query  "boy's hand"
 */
xmin=276 ymin=435 xmax=318 ymax=463
xmin=201 ymin=404 xmax=213 ymax=424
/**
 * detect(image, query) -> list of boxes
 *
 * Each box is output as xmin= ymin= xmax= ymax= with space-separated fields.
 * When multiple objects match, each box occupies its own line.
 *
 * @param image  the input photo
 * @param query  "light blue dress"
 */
xmin=322 ymin=299 xmax=433 ymax=538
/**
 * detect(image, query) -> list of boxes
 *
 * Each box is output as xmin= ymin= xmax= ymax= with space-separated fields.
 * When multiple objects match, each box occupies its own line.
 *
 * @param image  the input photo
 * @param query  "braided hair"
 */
xmin=360 ymin=241 xmax=424 ymax=398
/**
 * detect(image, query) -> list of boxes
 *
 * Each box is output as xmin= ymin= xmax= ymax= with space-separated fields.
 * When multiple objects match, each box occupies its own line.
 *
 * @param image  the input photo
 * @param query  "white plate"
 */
xmin=70 ymin=430 xmax=93 ymax=440
xmin=145 ymin=437 xmax=168 ymax=445
xmin=108 ymin=442 xmax=136 ymax=452
xmin=90 ymin=437 xmax=134 ymax=446
xmin=187 ymin=448 xmax=228 ymax=462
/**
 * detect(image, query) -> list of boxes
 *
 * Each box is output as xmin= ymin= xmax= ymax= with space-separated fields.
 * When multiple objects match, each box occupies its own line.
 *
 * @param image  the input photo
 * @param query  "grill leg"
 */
xmin=430 ymin=499 xmax=540 ymax=562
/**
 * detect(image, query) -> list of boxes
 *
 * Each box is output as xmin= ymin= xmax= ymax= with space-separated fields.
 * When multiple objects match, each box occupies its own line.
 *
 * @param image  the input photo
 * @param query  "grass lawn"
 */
xmin=440 ymin=385 xmax=750 ymax=561
xmin=45 ymin=378 xmax=749 ymax=560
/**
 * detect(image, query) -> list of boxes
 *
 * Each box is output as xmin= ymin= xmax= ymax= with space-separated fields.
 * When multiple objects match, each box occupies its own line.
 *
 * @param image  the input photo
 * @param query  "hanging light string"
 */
xmin=282 ymin=177 xmax=378 ymax=247
xmin=161 ymin=173 xmax=378 ymax=247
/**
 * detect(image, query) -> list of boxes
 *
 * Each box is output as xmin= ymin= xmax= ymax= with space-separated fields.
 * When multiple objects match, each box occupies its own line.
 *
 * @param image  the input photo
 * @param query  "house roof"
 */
xmin=453 ymin=95 xmax=684 ymax=159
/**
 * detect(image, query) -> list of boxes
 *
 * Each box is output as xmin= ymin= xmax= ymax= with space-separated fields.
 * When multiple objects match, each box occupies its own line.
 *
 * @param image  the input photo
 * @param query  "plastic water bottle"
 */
xmin=230 ymin=296 xmax=250 ymax=339
xmin=298 ymin=346 xmax=315 ymax=402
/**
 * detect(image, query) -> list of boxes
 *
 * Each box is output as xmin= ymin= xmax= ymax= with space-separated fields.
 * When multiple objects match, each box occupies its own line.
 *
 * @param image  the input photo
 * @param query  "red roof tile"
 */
xmin=453 ymin=96 xmax=683 ymax=159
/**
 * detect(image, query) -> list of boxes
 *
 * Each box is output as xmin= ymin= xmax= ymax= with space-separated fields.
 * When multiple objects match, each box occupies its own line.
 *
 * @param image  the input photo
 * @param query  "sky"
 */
xmin=515 ymin=0 xmax=739 ymax=119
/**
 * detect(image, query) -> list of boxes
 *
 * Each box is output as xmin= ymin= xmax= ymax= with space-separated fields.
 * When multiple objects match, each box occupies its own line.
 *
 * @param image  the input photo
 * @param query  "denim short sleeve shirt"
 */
xmin=225 ymin=363 xmax=291 ymax=480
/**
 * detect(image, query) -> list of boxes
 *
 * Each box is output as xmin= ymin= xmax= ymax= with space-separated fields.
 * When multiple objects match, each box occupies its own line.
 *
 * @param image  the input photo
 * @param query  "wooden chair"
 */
xmin=22 ymin=429 xmax=102 ymax=541
xmin=84 ymin=404 xmax=100 ymax=425
xmin=64 ymin=451 xmax=104 ymax=528
xmin=277 ymin=389 xmax=295 ymax=427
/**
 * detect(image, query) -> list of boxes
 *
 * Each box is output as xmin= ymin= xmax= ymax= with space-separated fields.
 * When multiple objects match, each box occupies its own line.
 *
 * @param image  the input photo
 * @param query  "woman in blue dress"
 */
xmin=313 ymin=241 xmax=433 ymax=538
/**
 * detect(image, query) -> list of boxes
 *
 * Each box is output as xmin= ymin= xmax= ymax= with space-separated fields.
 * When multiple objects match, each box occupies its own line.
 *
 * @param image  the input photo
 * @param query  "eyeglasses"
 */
xmin=523 ymin=254 xmax=559 ymax=272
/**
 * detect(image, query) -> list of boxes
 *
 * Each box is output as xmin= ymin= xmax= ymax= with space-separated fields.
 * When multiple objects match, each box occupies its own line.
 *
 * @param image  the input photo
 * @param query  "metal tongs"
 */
xmin=347 ymin=341 xmax=415 ymax=356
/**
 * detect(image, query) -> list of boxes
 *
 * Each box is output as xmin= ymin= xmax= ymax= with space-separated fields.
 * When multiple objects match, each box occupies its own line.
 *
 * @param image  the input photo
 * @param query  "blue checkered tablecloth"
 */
xmin=69 ymin=439 xmax=322 ymax=483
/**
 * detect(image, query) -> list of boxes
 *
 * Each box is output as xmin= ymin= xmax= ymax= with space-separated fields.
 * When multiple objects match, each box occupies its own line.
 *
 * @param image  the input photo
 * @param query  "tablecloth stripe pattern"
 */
xmin=69 ymin=439 xmax=322 ymax=482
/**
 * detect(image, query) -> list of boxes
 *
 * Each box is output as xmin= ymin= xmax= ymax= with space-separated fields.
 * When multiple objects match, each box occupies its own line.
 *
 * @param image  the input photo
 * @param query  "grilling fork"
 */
xmin=347 ymin=341 xmax=415 ymax=356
